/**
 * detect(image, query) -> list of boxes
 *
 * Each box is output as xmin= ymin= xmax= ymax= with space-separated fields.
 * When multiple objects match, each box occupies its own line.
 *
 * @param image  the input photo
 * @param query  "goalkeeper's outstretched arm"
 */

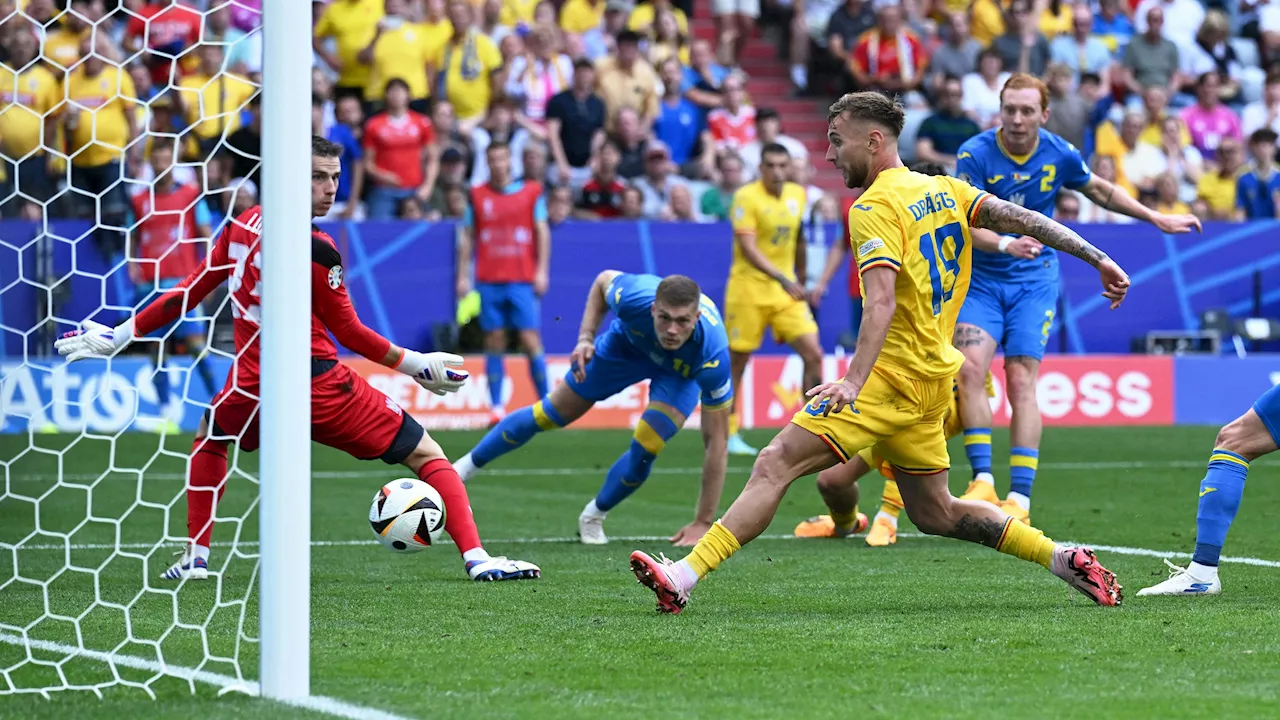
xmin=309 ymin=234 xmax=468 ymax=395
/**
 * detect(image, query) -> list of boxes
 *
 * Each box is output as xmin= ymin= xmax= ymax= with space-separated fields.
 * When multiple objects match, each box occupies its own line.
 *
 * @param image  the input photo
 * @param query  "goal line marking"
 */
xmin=0 ymin=634 xmax=414 ymax=720
xmin=8 ymin=533 xmax=1279 ymax=568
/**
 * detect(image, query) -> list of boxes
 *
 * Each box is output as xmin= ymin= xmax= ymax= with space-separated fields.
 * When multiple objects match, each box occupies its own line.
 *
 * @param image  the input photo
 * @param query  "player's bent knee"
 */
xmin=1214 ymin=411 xmax=1276 ymax=460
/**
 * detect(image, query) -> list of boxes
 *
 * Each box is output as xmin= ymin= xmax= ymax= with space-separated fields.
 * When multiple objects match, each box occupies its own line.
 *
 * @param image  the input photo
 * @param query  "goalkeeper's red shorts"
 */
xmin=206 ymin=360 xmax=424 ymax=464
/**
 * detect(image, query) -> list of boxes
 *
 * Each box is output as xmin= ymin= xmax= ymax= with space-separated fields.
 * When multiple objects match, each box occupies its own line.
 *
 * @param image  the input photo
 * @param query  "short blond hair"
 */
xmin=827 ymin=91 xmax=905 ymax=137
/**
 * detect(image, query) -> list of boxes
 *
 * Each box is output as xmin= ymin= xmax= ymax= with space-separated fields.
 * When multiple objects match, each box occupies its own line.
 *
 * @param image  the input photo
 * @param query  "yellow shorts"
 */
xmin=854 ymin=371 xmax=990 ymax=478
xmin=793 ymin=364 xmax=952 ymax=475
xmin=724 ymin=281 xmax=817 ymax=353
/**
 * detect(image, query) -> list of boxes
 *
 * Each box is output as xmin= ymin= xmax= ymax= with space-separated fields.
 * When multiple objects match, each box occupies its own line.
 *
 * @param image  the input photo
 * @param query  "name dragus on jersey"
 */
xmin=907 ymin=191 xmax=958 ymax=221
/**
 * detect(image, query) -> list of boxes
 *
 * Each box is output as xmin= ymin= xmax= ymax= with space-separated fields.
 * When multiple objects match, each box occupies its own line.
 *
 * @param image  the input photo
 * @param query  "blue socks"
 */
xmin=485 ymin=353 xmax=505 ymax=409
xmin=963 ymin=428 xmax=992 ymax=477
xmin=1192 ymin=449 xmax=1249 ymax=567
xmin=529 ymin=353 xmax=548 ymax=398
xmin=486 ymin=352 xmax=549 ymax=406
xmin=1009 ymin=446 xmax=1039 ymax=498
xmin=471 ymin=399 xmax=565 ymax=467
xmin=154 ymin=363 xmax=170 ymax=406
xmin=595 ymin=407 xmax=680 ymax=511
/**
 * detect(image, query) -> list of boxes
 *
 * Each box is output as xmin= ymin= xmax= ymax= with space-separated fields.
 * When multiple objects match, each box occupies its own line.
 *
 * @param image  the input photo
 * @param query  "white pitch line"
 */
xmin=0 ymin=634 xmax=415 ymax=720
xmin=12 ymin=457 xmax=1274 ymax=484
xmin=7 ymin=533 xmax=1279 ymax=568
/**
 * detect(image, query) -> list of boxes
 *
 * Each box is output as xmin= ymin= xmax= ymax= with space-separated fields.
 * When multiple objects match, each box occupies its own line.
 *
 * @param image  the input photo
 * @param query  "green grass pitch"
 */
xmin=1 ymin=426 xmax=1279 ymax=719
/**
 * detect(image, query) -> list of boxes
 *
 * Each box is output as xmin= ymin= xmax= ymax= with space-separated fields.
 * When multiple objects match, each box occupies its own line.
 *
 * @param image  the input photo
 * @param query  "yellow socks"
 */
xmin=995 ymin=518 xmax=1055 ymax=569
xmin=684 ymin=521 xmax=742 ymax=579
xmin=729 ymin=413 xmax=740 ymax=437
xmin=831 ymin=510 xmax=859 ymax=533
xmin=880 ymin=479 xmax=904 ymax=519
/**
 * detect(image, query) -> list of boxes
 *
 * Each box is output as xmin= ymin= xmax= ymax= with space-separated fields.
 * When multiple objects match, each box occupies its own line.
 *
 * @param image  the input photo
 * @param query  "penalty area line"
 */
xmin=0 ymin=634 xmax=415 ymax=720
xmin=8 ymin=533 xmax=1280 ymax=569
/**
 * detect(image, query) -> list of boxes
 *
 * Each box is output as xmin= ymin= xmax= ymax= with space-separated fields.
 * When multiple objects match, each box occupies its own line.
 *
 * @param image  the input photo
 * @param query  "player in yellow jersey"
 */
xmin=723 ymin=143 xmax=823 ymax=456
xmin=628 ymin=91 xmax=1131 ymax=613
xmin=795 ymin=161 xmax=992 ymax=547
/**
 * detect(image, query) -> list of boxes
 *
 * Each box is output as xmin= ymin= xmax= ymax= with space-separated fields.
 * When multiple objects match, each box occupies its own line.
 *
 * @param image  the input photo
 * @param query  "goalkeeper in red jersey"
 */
xmin=56 ymin=136 xmax=540 ymax=584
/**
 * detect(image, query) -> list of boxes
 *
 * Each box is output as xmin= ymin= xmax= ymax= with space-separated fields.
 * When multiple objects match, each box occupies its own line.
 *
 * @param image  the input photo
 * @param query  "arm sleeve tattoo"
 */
xmin=973 ymin=196 xmax=1108 ymax=268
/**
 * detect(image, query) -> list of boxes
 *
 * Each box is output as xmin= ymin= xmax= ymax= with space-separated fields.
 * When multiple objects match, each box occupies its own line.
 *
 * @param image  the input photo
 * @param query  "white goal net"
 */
xmin=0 ymin=0 xmax=267 ymax=698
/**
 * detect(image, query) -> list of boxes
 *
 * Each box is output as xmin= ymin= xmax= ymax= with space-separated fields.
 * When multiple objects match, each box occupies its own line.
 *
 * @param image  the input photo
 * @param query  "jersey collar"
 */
xmin=995 ymin=129 xmax=1039 ymax=166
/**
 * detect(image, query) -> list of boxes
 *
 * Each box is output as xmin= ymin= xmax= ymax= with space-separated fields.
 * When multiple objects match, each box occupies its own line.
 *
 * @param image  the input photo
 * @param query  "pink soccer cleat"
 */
xmin=629 ymin=551 xmax=690 ymax=614
xmin=1051 ymin=546 xmax=1123 ymax=607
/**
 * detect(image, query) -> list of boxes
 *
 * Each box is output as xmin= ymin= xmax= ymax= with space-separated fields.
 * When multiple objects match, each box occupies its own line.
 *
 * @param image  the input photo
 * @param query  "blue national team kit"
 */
xmin=955 ymin=128 xmax=1092 ymax=359
xmin=569 ymin=273 xmax=734 ymax=417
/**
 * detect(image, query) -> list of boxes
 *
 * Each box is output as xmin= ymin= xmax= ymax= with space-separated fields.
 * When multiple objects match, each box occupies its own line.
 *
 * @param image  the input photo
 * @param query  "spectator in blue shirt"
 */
xmin=655 ymin=57 xmax=714 ymax=178
xmin=914 ymin=76 xmax=980 ymax=171
xmin=326 ymin=95 xmax=366 ymax=220
xmin=1238 ymin=129 xmax=1280 ymax=220
xmin=1092 ymin=0 xmax=1134 ymax=57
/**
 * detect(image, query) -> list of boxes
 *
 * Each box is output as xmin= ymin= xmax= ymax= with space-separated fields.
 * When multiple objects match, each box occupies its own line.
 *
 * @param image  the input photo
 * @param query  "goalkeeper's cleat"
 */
xmin=793 ymin=513 xmax=868 ymax=538
xmin=466 ymin=556 xmax=541 ymax=581
xmin=1136 ymin=559 xmax=1222 ymax=597
xmin=1000 ymin=498 xmax=1030 ymax=525
xmin=864 ymin=516 xmax=898 ymax=547
xmin=159 ymin=549 xmax=208 ymax=581
xmin=727 ymin=433 xmax=759 ymax=456
xmin=578 ymin=507 xmax=608 ymax=545
xmin=629 ymin=550 xmax=690 ymax=614
xmin=1050 ymin=546 xmax=1123 ymax=607
xmin=959 ymin=480 xmax=1000 ymax=506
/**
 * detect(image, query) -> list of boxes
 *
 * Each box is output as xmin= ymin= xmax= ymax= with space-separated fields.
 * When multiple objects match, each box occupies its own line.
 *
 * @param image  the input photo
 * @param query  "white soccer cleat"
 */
xmin=578 ymin=507 xmax=608 ymax=545
xmin=1136 ymin=559 xmax=1222 ymax=597
xmin=466 ymin=556 xmax=541 ymax=581
xmin=727 ymin=433 xmax=759 ymax=456
xmin=453 ymin=453 xmax=479 ymax=482
xmin=158 ymin=547 xmax=209 ymax=582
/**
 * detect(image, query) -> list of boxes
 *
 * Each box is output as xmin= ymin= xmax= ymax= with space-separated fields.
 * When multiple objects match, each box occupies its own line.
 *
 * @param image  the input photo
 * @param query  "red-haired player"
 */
xmin=57 ymin=136 xmax=540 ymax=583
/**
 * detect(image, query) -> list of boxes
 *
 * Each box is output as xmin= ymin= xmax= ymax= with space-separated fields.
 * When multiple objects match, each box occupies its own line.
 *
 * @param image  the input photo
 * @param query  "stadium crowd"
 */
xmin=0 ymin=0 xmax=1278 ymax=235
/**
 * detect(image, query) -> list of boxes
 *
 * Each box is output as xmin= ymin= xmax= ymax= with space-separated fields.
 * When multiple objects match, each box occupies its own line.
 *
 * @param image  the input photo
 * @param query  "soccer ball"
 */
xmin=369 ymin=479 xmax=447 ymax=552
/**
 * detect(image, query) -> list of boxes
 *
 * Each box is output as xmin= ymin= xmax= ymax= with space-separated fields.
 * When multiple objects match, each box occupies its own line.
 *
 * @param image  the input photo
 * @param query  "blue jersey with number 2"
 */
xmin=605 ymin=273 xmax=733 ymax=407
xmin=956 ymin=128 xmax=1091 ymax=283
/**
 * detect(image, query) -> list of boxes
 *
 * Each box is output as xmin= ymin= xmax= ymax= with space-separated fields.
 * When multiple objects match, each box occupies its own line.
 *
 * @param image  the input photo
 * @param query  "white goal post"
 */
xmin=258 ymin=0 xmax=313 ymax=702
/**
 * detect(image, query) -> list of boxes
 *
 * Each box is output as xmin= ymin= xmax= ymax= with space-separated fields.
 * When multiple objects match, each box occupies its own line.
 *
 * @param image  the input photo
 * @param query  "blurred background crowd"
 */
xmin=1 ymin=0 xmax=1279 ymax=246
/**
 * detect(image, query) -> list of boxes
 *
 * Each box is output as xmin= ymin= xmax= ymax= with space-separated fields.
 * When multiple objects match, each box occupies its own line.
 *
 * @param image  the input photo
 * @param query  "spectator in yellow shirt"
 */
xmin=629 ymin=0 xmax=689 ymax=37
xmin=594 ymin=30 xmax=660 ymax=132
xmin=64 ymin=34 xmax=140 ymax=256
xmin=358 ymin=0 xmax=449 ymax=113
xmin=0 ymin=26 xmax=59 ymax=214
xmin=560 ymin=0 xmax=605 ymax=34
xmin=1152 ymin=171 xmax=1192 ymax=215
xmin=501 ymin=0 xmax=540 ymax=26
xmin=42 ymin=0 xmax=100 ymax=76
xmin=1195 ymin=138 xmax=1245 ymax=220
xmin=314 ymin=0 xmax=385 ymax=103
xmin=176 ymin=45 xmax=259 ymax=159
xmin=431 ymin=0 xmax=505 ymax=130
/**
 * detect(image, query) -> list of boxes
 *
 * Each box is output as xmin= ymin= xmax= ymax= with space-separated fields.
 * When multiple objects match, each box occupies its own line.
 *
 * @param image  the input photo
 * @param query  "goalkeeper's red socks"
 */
xmin=188 ymin=437 xmax=230 ymax=553
xmin=419 ymin=458 xmax=483 ymax=556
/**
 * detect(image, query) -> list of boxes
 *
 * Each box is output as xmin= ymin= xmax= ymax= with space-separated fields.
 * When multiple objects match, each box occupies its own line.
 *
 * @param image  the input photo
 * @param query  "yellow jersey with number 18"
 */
xmin=850 ymin=167 xmax=989 ymax=380
xmin=729 ymin=180 xmax=807 ymax=287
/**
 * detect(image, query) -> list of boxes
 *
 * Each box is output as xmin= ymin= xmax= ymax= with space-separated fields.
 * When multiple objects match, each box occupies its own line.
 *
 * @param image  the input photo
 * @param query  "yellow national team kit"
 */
xmin=792 ymin=167 xmax=989 ymax=474
xmin=725 ymin=180 xmax=819 ymax=353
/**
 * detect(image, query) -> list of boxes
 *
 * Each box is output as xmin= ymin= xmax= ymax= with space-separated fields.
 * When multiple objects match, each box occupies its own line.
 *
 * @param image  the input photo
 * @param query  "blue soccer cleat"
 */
xmin=159 ymin=548 xmax=209 ymax=581
xmin=466 ymin=556 xmax=541 ymax=581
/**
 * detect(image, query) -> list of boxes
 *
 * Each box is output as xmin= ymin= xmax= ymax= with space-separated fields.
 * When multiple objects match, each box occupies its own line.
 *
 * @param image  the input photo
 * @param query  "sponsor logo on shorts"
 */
xmin=711 ymin=378 xmax=731 ymax=400
xmin=385 ymin=397 xmax=402 ymax=416
xmin=328 ymin=265 xmax=343 ymax=290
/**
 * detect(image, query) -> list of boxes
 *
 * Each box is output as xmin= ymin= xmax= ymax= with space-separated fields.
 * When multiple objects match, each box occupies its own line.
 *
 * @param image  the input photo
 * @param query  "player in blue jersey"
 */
xmin=454 ymin=271 xmax=733 ymax=546
xmin=1137 ymin=385 xmax=1280 ymax=596
xmin=952 ymin=74 xmax=1200 ymax=524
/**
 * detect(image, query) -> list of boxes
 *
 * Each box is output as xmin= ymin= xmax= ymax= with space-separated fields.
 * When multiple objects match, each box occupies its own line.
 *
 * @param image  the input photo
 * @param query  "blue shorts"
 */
xmin=957 ymin=274 xmax=1058 ymax=360
xmin=139 ymin=278 xmax=208 ymax=341
xmin=477 ymin=283 xmax=540 ymax=332
xmin=564 ymin=329 xmax=701 ymax=417
xmin=1251 ymin=383 xmax=1280 ymax=446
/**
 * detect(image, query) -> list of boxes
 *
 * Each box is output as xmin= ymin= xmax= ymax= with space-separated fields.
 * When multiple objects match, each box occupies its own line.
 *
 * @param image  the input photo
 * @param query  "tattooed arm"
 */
xmin=1078 ymin=175 xmax=1203 ymax=234
xmin=973 ymin=195 xmax=1131 ymax=308
xmin=974 ymin=195 xmax=1107 ymax=267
